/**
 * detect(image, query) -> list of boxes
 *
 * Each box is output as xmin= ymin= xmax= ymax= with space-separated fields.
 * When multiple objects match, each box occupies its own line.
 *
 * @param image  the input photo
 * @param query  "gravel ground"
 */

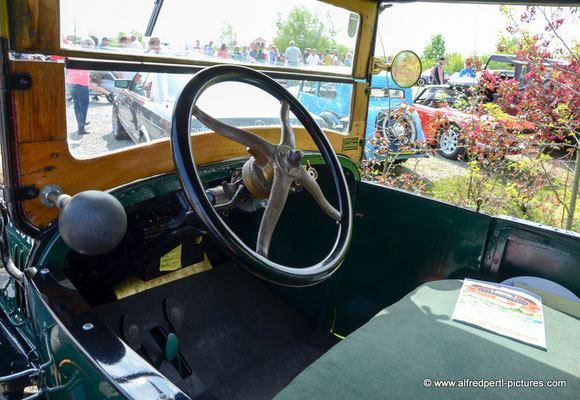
xmin=66 ymin=96 xmax=134 ymax=159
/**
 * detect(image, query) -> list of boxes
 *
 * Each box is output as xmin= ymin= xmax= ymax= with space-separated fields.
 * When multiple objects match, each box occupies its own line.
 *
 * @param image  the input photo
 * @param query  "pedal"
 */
xmin=164 ymin=298 xmax=185 ymax=332
xmin=121 ymin=314 xmax=143 ymax=350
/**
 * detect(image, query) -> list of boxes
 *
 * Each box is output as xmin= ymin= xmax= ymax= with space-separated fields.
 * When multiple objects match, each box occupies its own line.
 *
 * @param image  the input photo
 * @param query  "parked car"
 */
xmin=414 ymin=85 xmax=533 ymax=160
xmin=297 ymin=71 xmax=425 ymax=162
xmin=114 ymin=72 xmax=328 ymax=144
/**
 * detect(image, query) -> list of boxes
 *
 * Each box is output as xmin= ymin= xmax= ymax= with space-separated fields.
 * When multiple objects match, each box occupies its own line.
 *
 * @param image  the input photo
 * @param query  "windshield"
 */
xmin=65 ymin=68 xmax=353 ymax=159
xmin=60 ymin=0 xmax=359 ymax=74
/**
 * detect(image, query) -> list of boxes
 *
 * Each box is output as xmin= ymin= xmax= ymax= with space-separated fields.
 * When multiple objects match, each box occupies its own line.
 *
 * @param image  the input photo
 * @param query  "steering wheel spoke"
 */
xmin=297 ymin=167 xmax=341 ymax=222
xmin=279 ymin=102 xmax=296 ymax=149
xmin=256 ymin=167 xmax=293 ymax=258
xmin=192 ymin=105 xmax=275 ymax=164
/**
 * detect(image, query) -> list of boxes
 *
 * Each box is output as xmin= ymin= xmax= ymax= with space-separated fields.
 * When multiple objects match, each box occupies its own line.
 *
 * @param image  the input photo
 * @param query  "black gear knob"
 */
xmin=58 ymin=190 xmax=127 ymax=255
xmin=40 ymin=186 xmax=127 ymax=255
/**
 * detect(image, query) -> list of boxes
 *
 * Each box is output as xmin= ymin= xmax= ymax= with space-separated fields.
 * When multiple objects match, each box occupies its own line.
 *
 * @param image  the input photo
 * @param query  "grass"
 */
xmin=361 ymin=150 xmax=580 ymax=233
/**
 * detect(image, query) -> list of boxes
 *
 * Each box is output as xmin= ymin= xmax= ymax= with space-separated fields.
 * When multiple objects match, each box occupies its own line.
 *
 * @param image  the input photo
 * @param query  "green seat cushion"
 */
xmin=275 ymin=280 xmax=580 ymax=399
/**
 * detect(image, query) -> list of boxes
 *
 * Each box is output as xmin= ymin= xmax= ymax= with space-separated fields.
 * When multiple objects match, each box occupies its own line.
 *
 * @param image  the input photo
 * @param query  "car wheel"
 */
xmin=438 ymin=124 xmax=464 ymax=160
xmin=376 ymin=111 xmax=417 ymax=146
xmin=112 ymin=107 xmax=129 ymax=140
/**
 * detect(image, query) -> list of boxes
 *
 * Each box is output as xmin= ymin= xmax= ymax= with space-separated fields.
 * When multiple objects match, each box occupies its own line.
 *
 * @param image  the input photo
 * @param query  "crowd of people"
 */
xmin=190 ymin=39 xmax=354 ymax=67
xmin=60 ymin=34 xmax=354 ymax=136
xmin=71 ymin=35 xmax=354 ymax=68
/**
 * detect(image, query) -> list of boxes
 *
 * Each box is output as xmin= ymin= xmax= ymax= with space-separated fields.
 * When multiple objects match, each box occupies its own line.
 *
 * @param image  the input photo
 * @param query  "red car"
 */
xmin=414 ymin=85 xmax=533 ymax=160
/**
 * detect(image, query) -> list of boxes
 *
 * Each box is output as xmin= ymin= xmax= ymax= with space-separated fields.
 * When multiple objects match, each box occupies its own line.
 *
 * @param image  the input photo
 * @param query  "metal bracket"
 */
xmin=368 ymin=56 xmax=391 ymax=75
xmin=5 ymin=73 xmax=32 ymax=90
xmin=1 ymin=185 xmax=39 ymax=203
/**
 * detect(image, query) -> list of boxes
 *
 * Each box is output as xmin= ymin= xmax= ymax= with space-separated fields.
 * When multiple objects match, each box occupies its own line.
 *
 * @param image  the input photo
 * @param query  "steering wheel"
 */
xmin=171 ymin=65 xmax=353 ymax=287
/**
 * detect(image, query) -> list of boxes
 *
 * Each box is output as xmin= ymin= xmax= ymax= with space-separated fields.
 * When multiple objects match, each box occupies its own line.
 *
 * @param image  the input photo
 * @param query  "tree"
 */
xmin=501 ymin=5 xmax=580 ymax=230
xmin=273 ymin=6 xmax=339 ymax=54
xmin=444 ymin=52 xmax=465 ymax=74
xmin=496 ymin=34 xmax=520 ymax=54
xmin=421 ymin=34 xmax=446 ymax=69
xmin=218 ymin=21 xmax=237 ymax=48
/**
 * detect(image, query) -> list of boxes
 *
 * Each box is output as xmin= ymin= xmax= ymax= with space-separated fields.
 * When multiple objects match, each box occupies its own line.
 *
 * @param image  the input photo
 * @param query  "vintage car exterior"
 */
xmin=414 ymin=85 xmax=532 ymax=160
xmin=0 ymin=1 xmax=579 ymax=400
xmin=297 ymin=71 xmax=425 ymax=162
xmin=114 ymin=73 xmax=328 ymax=144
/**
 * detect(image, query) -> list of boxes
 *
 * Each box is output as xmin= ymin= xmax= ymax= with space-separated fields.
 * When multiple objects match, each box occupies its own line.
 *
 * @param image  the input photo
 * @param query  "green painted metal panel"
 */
xmin=333 ymin=181 xmax=492 ymax=335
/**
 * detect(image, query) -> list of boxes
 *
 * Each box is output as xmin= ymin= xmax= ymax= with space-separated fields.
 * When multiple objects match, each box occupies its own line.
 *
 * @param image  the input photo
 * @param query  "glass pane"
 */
xmin=65 ymin=69 xmax=352 ymax=158
xmin=60 ymin=0 xmax=358 ymax=74
xmin=365 ymin=1 xmax=580 ymax=232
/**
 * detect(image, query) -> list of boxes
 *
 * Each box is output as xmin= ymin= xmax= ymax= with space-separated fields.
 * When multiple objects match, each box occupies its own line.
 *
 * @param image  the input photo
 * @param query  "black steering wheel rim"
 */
xmin=171 ymin=64 xmax=352 ymax=287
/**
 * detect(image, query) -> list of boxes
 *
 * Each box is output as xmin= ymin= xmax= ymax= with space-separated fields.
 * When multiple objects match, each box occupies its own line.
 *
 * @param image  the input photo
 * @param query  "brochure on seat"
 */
xmin=452 ymin=279 xmax=546 ymax=349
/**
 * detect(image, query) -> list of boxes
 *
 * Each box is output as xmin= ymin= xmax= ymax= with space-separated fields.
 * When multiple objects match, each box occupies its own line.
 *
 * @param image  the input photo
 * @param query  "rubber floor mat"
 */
xmin=95 ymin=264 xmax=340 ymax=399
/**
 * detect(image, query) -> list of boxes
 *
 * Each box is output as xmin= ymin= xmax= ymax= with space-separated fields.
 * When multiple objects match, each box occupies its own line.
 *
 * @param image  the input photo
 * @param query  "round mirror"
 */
xmin=391 ymin=50 xmax=422 ymax=88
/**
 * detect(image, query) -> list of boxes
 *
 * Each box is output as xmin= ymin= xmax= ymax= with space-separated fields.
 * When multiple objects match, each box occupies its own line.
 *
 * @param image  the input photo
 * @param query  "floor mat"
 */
xmin=95 ymin=264 xmax=339 ymax=399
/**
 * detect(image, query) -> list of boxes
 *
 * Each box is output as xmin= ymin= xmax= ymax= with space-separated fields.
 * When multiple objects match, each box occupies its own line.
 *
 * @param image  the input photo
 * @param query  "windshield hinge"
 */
xmin=1 ymin=185 xmax=39 ymax=203
xmin=6 ymin=73 xmax=32 ymax=90
xmin=368 ymin=56 xmax=391 ymax=75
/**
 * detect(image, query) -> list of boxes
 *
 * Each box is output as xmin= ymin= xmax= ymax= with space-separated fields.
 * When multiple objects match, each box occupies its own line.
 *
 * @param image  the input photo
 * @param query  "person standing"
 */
xmin=146 ymin=37 xmax=162 ymax=54
xmin=231 ymin=46 xmax=243 ymax=61
xmin=249 ymin=42 xmax=266 ymax=63
xmin=119 ymin=35 xmax=131 ymax=49
xmin=204 ymin=41 xmax=214 ymax=57
xmin=130 ymin=35 xmax=142 ymax=50
xmin=431 ymin=57 xmax=446 ymax=84
xmin=97 ymin=37 xmax=109 ymax=50
xmin=306 ymin=48 xmax=320 ymax=66
xmin=67 ymin=37 xmax=94 ymax=135
xmin=459 ymin=59 xmax=474 ymax=78
xmin=192 ymin=40 xmax=202 ymax=53
xmin=269 ymin=45 xmax=279 ymax=65
xmin=331 ymin=48 xmax=339 ymax=66
xmin=217 ymin=43 xmax=228 ymax=59
xmin=344 ymin=52 xmax=353 ymax=67
xmin=284 ymin=40 xmax=302 ymax=67
xmin=322 ymin=49 xmax=332 ymax=66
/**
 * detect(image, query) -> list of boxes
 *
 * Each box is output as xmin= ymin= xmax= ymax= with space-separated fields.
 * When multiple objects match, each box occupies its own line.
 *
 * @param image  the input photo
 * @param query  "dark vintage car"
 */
xmin=0 ymin=1 xmax=579 ymax=400
xmin=113 ymin=72 xmax=328 ymax=144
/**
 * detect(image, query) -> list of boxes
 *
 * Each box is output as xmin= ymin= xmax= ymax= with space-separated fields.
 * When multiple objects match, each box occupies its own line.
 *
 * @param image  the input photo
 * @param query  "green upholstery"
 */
xmin=275 ymin=280 xmax=580 ymax=399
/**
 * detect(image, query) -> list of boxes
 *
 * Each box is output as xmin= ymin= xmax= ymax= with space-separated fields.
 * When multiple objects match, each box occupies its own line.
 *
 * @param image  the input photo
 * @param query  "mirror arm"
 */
xmin=368 ymin=56 xmax=392 ymax=75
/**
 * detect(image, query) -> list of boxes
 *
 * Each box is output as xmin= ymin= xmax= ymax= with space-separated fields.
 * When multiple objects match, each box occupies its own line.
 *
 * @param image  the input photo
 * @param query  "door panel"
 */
xmin=333 ymin=181 xmax=580 ymax=336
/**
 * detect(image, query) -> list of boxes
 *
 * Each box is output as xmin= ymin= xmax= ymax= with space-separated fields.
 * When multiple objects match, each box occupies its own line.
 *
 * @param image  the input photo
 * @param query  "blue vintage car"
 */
xmin=296 ymin=71 xmax=425 ymax=162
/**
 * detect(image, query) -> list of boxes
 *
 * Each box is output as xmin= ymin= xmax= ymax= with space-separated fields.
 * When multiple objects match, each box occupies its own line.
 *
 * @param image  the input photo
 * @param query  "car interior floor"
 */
xmin=94 ymin=263 xmax=340 ymax=400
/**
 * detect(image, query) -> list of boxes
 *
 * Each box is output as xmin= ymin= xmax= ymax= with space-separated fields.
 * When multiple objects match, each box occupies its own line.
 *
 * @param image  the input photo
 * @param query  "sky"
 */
xmin=60 ymin=0 xmax=578 ymax=58
xmin=377 ymin=2 xmax=579 ymax=59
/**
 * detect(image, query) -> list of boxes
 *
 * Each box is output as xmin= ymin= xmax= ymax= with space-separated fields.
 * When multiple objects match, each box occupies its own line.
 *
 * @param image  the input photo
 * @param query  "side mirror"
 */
xmin=390 ymin=51 xmax=422 ymax=88
xmin=114 ymin=79 xmax=132 ymax=89
xmin=369 ymin=50 xmax=422 ymax=88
